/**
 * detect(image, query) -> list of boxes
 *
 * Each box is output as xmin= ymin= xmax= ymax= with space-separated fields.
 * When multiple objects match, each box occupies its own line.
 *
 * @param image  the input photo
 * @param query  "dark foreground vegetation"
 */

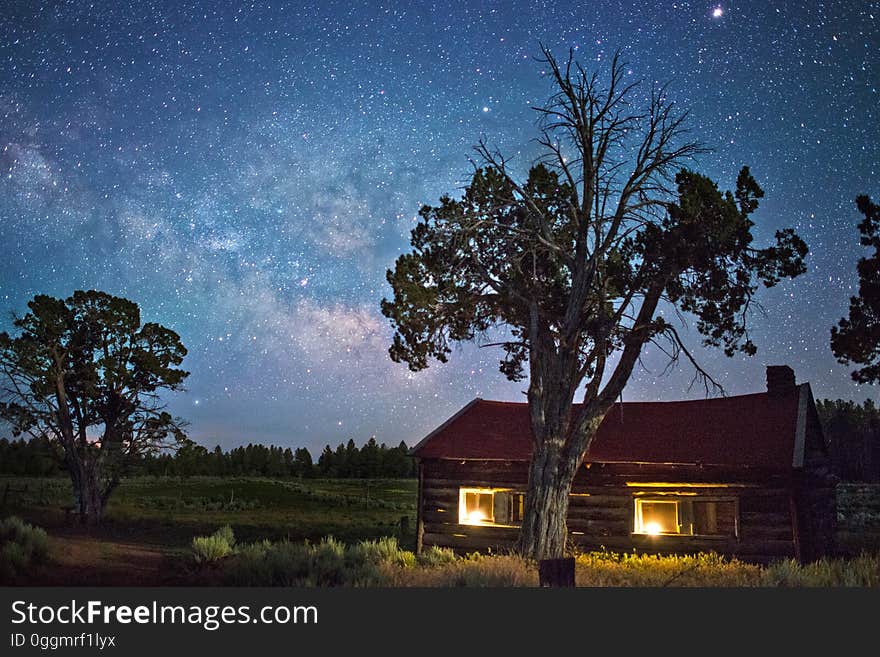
xmin=187 ymin=526 xmax=880 ymax=587
xmin=5 ymin=511 xmax=880 ymax=586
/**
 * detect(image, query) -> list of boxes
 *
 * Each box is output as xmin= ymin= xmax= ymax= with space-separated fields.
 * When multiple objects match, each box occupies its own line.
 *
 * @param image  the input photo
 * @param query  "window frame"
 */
xmin=632 ymin=495 xmax=739 ymax=539
xmin=458 ymin=487 xmax=525 ymax=527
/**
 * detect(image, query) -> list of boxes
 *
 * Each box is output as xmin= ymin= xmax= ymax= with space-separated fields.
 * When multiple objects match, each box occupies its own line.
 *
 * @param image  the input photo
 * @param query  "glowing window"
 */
xmin=634 ymin=498 xmax=737 ymax=537
xmin=459 ymin=488 xmax=524 ymax=526
xmin=635 ymin=500 xmax=679 ymax=535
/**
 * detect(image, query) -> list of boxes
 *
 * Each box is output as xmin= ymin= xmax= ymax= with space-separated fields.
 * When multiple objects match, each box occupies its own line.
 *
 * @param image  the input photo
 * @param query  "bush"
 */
xmin=353 ymin=537 xmax=416 ymax=568
xmin=417 ymin=545 xmax=457 ymax=567
xmin=224 ymin=537 xmax=361 ymax=586
xmin=310 ymin=537 xmax=348 ymax=586
xmin=222 ymin=535 xmax=420 ymax=586
xmin=763 ymin=553 xmax=880 ymax=587
xmin=191 ymin=525 xmax=236 ymax=564
xmin=0 ymin=516 xmax=50 ymax=580
xmin=0 ymin=542 xmax=30 ymax=579
xmin=224 ymin=540 xmax=312 ymax=586
xmin=212 ymin=524 xmax=236 ymax=549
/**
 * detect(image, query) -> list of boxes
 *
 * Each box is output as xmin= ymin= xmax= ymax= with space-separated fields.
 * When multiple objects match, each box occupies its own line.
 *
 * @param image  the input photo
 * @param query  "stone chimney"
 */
xmin=766 ymin=365 xmax=796 ymax=395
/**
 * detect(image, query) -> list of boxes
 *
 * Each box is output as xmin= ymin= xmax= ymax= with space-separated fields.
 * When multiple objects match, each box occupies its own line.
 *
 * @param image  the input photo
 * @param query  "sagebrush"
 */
xmin=196 ymin=530 xmax=880 ymax=587
xmin=0 ymin=516 xmax=50 ymax=580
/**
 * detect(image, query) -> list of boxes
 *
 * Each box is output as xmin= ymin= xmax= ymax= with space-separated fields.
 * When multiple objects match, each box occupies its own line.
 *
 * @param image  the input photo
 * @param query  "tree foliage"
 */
xmin=816 ymin=398 xmax=880 ymax=482
xmin=831 ymin=195 xmax=880 ymax=383
xmin=381 ymin=47 xmax=808 ymax=558
xmin=0 ymin=290 xmax=188 ymax=522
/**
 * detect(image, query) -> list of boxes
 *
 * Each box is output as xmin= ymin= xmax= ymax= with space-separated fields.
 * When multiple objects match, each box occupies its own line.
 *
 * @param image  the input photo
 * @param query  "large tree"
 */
xmin=0 ymin=290 xmax=188 ymax=523
xmin=831 ymin=195 xmax=880 ymax=383
xmin=381 ymin=49 xmax=808 ymax=559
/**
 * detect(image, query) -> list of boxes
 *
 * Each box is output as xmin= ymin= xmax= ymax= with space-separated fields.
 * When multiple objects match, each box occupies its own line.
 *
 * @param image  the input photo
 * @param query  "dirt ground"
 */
xmin=33 ymin=534 xmax=172 ymax=585
xmin=6 ymin=512 xmax=185 ymax=586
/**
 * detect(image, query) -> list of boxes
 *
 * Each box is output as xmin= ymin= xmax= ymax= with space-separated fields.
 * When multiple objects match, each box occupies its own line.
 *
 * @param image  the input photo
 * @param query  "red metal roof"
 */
xmin=412 ymin=388 xmax=805 ymax=468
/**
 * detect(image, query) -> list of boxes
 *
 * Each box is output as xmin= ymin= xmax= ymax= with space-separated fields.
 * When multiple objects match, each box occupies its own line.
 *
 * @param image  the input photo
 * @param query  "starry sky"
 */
xmin=1 ymin=1 xmax=878 ymax=454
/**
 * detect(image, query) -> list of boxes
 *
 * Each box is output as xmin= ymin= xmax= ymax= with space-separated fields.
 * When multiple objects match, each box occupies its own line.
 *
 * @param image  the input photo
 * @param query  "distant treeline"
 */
xmin=4 ymin=397 xmax=879 ymax=482
xmin=0 ymin=436 xmax=416 ymax=479
xmin=0 ymin=435 xmax=61 ymax=477
xmin=817 ymin=398 xmax=880 ymax=483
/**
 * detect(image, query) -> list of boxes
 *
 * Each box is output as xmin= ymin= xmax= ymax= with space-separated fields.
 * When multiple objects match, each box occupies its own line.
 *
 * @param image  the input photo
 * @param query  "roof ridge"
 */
xmin=474 ymin=390 xmax=785 ymax=407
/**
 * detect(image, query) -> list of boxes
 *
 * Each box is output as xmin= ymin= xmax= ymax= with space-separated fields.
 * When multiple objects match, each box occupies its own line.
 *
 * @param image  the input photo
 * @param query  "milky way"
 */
xmin=1 ymin=2 xmax=878 ymax=453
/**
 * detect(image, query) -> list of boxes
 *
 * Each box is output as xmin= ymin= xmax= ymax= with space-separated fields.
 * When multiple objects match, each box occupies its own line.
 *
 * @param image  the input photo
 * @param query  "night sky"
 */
xmin=1 ymin=1 xmax=878 ymax=454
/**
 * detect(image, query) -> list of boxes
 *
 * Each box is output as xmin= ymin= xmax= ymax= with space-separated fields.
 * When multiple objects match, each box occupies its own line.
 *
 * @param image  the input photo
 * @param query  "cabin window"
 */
xmin=458 ymin=488 xmax=525 ymax=526
xmin=634 ymin=497 xmax=737 ymax=537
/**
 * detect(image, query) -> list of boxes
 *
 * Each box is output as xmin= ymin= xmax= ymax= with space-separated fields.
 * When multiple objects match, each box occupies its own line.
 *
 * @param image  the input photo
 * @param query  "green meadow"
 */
xmin=1 ymin=475 xmax=417 ymax=584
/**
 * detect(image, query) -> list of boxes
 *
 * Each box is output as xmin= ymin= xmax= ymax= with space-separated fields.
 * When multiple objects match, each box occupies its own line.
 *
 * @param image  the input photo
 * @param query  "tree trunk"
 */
xmin=73 ymin=462 xmax=105 ymax=525
xmin=517 ymin=439 xmax=578 ymax=560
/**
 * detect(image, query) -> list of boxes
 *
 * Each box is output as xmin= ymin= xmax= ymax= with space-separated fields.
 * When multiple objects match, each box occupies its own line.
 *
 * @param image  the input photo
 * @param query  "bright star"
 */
xmin=482 ymin=106 xmax=489 ymax=113
xmin=712 ymin=6 xmax=724 ymax=18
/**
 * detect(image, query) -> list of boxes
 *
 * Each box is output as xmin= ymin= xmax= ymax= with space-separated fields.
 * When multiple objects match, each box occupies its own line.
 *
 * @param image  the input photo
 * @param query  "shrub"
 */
xmin=191 ymin=525 xmax=236 ymax=564
xmin=353 ymin=537 xmax=416 ymax=568
xmin=310 ymin=537 xmax=348 ymax=586
xmin=224 ymin=540 xmax=312 ymax=586
xmin=0 ymin=516 xmax=50 ymax=580
xmin=192 ymin=536 xmax=232 ymax=564
xmin=0 ymin=542 xmax=29 ymax=579
xmin=212 ymin=525 xmax=236 ymax=549
xmin=223 ymin=537 xmax=374 ymax=586
xmin=417 ymin=545 xmax=457 ymax=567
xmin=222 ymin=535 xmax=423 ymax=586
xmin=763 ymin=553 xmax=880 ymax=587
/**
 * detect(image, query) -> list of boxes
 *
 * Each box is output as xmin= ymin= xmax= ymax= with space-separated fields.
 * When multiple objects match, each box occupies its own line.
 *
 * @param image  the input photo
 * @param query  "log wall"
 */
xmin=419 ymin=458 xmax=799 ymax=563
xmin=793 ymin=404 xmax=838 ymax=560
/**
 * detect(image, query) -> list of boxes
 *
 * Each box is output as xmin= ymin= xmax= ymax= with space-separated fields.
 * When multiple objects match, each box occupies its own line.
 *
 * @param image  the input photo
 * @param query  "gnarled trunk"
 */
xmin=517 ymin=439 xmax=577 ymax=560
xmin=517 ymin=370 xmax=609 ymax=560
xmin=70 ymin=458 xmax=112 ymax=525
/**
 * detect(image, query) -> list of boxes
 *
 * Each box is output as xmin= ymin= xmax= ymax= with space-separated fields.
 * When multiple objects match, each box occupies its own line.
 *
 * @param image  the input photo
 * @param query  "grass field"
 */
xmin=0 ymin=475 xmax=417 ymax=584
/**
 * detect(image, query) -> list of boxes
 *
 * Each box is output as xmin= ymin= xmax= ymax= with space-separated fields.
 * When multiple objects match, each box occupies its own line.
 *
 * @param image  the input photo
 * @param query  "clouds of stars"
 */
xmin=1 ymin=1 xmax=877 ymax=452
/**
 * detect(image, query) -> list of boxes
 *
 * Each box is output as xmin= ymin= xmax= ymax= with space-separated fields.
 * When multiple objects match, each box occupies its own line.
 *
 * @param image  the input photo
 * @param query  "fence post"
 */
xmin=538 ymin=557 xmax=576 ymax=587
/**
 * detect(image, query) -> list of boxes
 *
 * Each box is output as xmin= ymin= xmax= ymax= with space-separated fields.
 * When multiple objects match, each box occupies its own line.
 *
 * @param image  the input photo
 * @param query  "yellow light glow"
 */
xmin=467 ymin=510 xmax=485 ymax=524
xmin=644 ymin=521 xmax=662 ymax=536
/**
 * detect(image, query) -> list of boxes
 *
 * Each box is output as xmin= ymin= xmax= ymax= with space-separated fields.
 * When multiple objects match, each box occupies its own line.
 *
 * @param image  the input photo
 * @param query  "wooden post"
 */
xmin=538 ymin=557 xmax=576 ymax=588
xmin=415 ymin=460 xmax=424 ymax=555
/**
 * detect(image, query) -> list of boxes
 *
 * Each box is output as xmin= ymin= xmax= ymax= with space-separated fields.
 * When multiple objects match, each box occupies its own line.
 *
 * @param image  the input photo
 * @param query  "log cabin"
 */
xmin=412 ymin=365 xmax=836 ymax=563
